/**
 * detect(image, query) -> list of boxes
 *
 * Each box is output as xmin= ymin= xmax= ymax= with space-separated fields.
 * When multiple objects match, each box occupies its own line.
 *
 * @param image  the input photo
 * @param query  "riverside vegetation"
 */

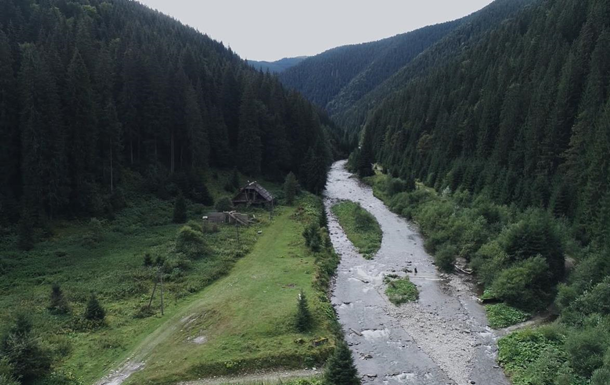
xmin=331 ymin=201 xmax=382 ymax=259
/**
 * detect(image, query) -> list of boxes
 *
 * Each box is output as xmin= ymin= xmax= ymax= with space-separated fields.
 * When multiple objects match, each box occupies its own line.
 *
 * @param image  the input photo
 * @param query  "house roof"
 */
xmin=235 ymin=181 xmax=273 ymax=202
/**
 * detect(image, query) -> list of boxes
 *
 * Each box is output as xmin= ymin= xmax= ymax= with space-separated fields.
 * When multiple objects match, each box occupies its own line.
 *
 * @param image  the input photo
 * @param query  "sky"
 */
xmin=137 ymin=0 xmax=495 ymax=62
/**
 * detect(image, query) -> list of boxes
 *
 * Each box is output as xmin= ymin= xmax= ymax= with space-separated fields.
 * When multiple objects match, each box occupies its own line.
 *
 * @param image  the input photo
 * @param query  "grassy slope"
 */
xmin=126 ymin=200 xmax=335 ymax=383
xmin=331 ymin=201 xmax=382 ymax=259
xmin=0 ymin=170 xmax=296 ymax=383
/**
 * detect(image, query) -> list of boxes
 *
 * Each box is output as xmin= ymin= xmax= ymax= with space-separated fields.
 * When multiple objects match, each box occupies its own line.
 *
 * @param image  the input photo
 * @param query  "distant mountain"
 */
xmin=248 ymin=57 xmax=308 ymax=73
xmin=279 ymin=0 xmax=537 ymax=128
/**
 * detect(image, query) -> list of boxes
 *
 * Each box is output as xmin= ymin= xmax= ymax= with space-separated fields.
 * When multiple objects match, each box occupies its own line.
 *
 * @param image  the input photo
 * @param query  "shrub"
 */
xmin=173 ymin=192 xmax=187 ymax=224
xmin=385 ymin=276 xmax=418 ymax=305
xmin=491 ymin=256 xmax=550 ymax=309
xmin=84 ymin=293 xmax=106 ymax=322
xmin=485 ymin=303 xmax=529 ymax=329
xmin=592 ymin=367 xmax=610 ymax=385
xmin=48 ymin=284 xmax=70 ymax=315
xmin=435 ymin=244 xmax=457 ymax=272
xmin=565 ymin=327 xmax=607 ymax=377
xmin=295 ymin=290 xmax=312 ymax=332
xmin=176 ymin=225 xmax=208 ymax=259
xmin=303 ymin=223 xmax=322 ymax=252
xmin=215 ymin=197 xmax=233 ymax=212
xmin=324 ymin=342 xmax=360 ymax=385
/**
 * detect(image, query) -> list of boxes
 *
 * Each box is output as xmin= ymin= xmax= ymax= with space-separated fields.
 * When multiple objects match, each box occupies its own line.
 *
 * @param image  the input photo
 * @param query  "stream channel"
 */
xmin=324 ymin=160 xmax=510 ymax=385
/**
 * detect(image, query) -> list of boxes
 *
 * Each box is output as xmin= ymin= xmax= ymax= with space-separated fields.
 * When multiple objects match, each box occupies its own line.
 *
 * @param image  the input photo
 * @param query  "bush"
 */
xmin=565 ymin=327 xmax=607 ymax=377
xmin=435 ymin=244 xmax=457 ymax=272
xmin=485 ymin=303 xmax=530 ymax=329
xmin=385 ymin=276 xmax=418 ymax=305
xmin=295 ymin=290 xmax=312 ymax=332
xmin=173 ymin=192 xmax=187 ymax=224
xmin=84 ymin=293 xmax=106 ymax=322
xmin=490 ymin=256 xmax=550 ymax=310
xmin=48 ymin=284 xmax=70 ymax=315
xmin=176 ymin=225 xmax=208 ymax=259
xmin=303 ymin=223 xmax=322 ymax=253
xmin=215 ymin=197 xmax=233 ymax=212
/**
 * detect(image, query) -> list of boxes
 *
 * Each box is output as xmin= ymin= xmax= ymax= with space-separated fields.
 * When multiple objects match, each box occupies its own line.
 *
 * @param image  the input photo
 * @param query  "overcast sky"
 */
xmin=137 ymin=0 xmax=495 ymax=62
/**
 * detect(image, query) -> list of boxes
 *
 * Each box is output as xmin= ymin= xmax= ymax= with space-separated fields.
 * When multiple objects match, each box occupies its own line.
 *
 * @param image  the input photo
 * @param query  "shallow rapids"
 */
xmin=324 ymin=160 xmax=509 ymax=385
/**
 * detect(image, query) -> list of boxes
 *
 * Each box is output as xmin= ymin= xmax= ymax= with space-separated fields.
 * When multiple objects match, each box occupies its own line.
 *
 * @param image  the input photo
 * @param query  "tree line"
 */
xmin=0 ymin=0 xmax=341 ymax=231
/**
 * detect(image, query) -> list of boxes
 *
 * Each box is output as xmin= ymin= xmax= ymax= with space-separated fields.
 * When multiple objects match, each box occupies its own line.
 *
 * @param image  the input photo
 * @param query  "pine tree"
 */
xmin=0 ymin=314 xmax=51 ymax=383
xmin=84 ymin=293 xmax=105 ymax=321
xmin=237 ymin=83 xmax=262 ymax=176
xmin=48 ymin=284 xmax=70 ymax=314
xmin=284 ymin=172 xmax=298 ymax=205
xmin=295 ymin=290 xmax=312 ymax=332
xmin=173 ymin=192 xmax=187 ymax=224
xmin=324 ymin=342 xmax=360 ymax=385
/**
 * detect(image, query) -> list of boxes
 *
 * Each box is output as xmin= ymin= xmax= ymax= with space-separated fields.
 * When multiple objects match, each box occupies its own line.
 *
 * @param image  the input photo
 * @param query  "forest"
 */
xmin=0 ymin=0 xmax=346 ymax=236
xmin=347 ymin=0 xmax=610 ymax=383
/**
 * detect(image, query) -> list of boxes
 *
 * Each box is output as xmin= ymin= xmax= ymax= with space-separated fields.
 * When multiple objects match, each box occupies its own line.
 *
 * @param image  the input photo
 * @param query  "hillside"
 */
xmin=349 ymin=0 xmax=610 ymax=383
xmin=248 ymin=56 xmax=307 ymax=73
xmin=278 ymin=0 xmax=536 ymax=123
xmin=0 ymin=0 xmax=336 ymax=232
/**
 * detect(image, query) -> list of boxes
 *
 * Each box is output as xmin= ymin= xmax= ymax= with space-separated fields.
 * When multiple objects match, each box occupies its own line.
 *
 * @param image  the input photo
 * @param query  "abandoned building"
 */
xmin=232 ymin=181 xmax=274 ymax=207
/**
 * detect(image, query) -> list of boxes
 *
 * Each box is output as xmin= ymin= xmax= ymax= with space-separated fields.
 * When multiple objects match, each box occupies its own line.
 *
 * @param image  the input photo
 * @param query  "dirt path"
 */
xmin=325 ymin=160 xmax=509 ymax=385
xmin=178 ymin=369 xmax=319 ymax=384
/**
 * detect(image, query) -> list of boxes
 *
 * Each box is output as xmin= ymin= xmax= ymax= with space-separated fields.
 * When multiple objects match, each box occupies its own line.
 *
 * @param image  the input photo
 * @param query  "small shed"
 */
xmin=232 ymin=181 xmax=274 ymax=207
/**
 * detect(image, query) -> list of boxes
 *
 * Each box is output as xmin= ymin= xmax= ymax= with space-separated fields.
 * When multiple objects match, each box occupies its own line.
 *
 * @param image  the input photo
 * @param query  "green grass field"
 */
xmin=0 ymin=170 xmax=337 ymax=384
xmin=331 ymin=201 xmax=382 ymax=259
xmin=126 ymin=200 xmax=336 ymax=383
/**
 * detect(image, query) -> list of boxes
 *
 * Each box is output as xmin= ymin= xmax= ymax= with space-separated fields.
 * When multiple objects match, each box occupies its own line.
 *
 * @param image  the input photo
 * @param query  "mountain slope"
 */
xmin=248 ymin=56 xmax=307 ymax=73
xmin=0 ymin=0 xmax=335 ymax=226
xmin=279 ymin=20 xmax=462 ymax=112
xmin=277 ymin=0 xmax=537 ymax=130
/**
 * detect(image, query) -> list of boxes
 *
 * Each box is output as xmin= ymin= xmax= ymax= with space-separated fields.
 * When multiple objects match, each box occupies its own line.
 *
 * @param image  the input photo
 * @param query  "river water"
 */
xmin=324 ymin=160 xmax=510 ymax=385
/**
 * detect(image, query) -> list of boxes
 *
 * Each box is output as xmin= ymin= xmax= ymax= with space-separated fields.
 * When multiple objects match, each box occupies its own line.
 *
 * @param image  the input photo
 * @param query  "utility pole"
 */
xmin=160 ymin=271 xmax=164 ymax=316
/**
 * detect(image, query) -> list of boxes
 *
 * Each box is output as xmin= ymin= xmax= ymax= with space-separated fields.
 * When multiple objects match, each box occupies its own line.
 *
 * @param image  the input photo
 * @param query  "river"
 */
xmin=324 ymin=160 xmax=510 ymax=385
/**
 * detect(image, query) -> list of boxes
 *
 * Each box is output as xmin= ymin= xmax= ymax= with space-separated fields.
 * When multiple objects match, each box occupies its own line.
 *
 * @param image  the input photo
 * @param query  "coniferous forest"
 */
xmin=0 ymin=0 xmax=340 ymax=228
xmin=3 ymin=0 xmax=610 ymax=384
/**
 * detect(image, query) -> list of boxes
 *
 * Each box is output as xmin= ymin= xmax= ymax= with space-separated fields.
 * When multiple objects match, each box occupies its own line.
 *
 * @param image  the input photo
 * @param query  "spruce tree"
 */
xmin=84 ymin=293 xmax=105 ymax=322
xmin=0 ymin=314 xmax=51 ymax=383
xmin=284 ymin=172 xmax=298 ymax=205
xmin=48 ymin=284 xmax=70 ymax=314
xmin=295 ymin=290 xmax=312 ymax=332
xmin=173 ymin=192 xmax=187 ymax=224
xmin=324 ymin=341 xmax=360 ymax=385
xmin=237 ymin=83 xmax=262 ymax=176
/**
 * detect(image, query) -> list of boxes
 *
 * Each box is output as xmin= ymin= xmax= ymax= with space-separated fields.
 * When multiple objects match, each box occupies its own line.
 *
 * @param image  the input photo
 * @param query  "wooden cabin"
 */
xmin=232 ymin=181 xmax=274 ymax=207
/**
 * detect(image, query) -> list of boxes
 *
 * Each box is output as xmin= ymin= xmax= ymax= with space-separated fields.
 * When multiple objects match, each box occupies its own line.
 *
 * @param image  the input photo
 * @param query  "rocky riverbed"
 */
xmin=324 ymin=160 xmax=510 ymax=385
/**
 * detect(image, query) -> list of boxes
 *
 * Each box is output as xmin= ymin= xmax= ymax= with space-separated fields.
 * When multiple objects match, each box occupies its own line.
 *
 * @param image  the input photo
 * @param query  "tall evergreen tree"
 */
xmin=236 ymin=83 xmax=262 ymax=176
xmin=324 ymin=342 xmax=360 ymax=385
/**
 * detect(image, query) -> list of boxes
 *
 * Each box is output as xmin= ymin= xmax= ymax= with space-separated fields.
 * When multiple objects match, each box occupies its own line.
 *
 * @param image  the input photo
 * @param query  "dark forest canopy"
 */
xmin=0 ymin=0 xmax=346 ymax=225
xmin=359 ymin=0 xmax=610 ymax=246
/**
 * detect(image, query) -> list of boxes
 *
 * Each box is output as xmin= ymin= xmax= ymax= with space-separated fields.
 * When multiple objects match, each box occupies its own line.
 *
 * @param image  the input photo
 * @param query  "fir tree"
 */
xmin=237 ymin=83 xmax=262 ymax=176
xmin=48 ymin=284 xmax=70 ymax=314
xmin=173 ymin=192 xmax=187 ymax=224
xmin=295 ymin=290 xmax=312 ymax=332
xmin=0 ymin=314 xmax=51 ymax=383
xmin=84 ymin=293 xmax=105 ymax=322
xmin=143 ymin=253 xmax=153 ymax=267
xmin=284 ymin=172 xmax=298 ymax=205
xmin=324 ymin=341 xmax=360 ymax=385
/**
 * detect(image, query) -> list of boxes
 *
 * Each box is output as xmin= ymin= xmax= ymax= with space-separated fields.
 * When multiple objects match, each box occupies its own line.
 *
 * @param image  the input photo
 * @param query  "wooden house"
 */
xmin=232 ymin=181 xmax=274 ymax=207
